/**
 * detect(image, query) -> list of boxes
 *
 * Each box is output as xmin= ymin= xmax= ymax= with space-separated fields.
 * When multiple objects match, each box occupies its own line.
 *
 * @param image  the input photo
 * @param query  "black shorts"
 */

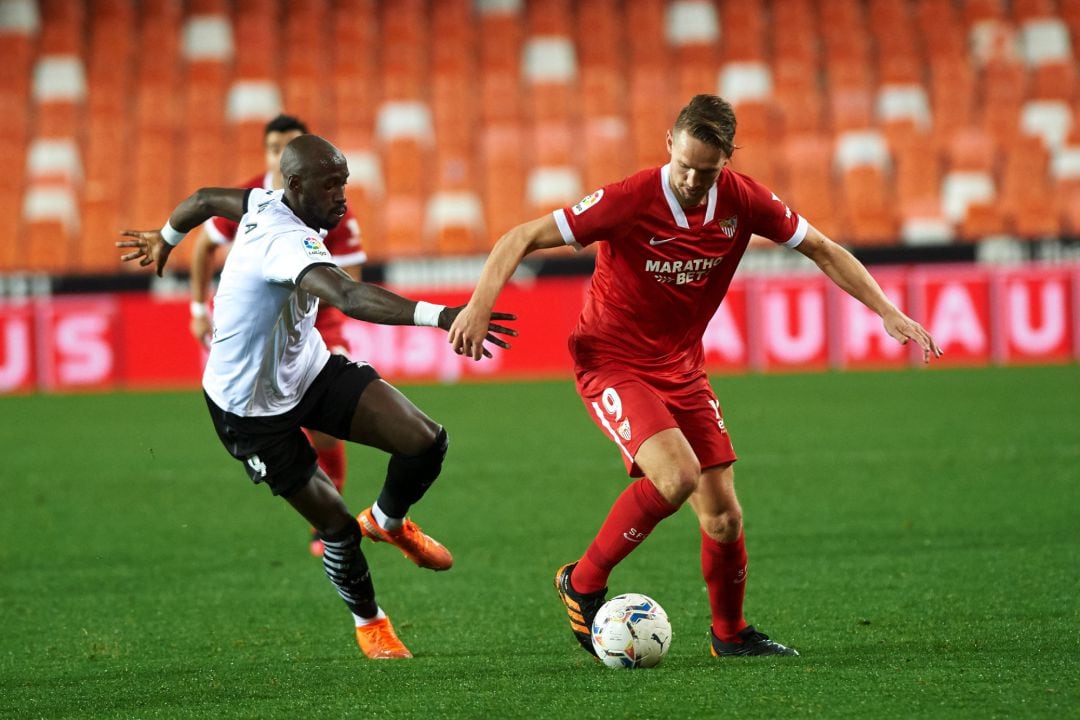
xmin=205 ymin=355 xmax=380 ymax=497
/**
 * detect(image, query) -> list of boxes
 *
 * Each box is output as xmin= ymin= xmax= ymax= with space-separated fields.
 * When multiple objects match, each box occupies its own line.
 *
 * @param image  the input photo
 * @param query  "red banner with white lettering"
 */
xmin=0 ymin=264 xmax=1077 ymax=395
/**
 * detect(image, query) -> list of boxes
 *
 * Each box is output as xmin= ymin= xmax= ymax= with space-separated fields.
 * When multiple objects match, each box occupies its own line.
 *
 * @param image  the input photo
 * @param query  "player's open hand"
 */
xmin=883 ymin=309 xmax=942 ymax=363
xmin=117 ymin=230 xmax=173 ymax=277
xmin=444 ymin=304 xmax=517 ymax=360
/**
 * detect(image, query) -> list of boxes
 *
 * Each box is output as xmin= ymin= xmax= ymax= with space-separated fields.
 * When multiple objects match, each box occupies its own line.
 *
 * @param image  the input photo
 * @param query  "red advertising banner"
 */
xmin=911 ymin=267 xmax=993 ymax=367
xmin=0 ymin=264 xmax=1076 ymax=395
xmin=0 ymin=303 xmax=35 ymax=394
xmin=997 ymin=267 xmax=1075 ymax=364
xmin=754 ymin=275 xmax=830 ymax=372
xmin=36 ymin=296 xmax=121 ymax=392
xmin=834 ymin=268 xmax=911 ymax=370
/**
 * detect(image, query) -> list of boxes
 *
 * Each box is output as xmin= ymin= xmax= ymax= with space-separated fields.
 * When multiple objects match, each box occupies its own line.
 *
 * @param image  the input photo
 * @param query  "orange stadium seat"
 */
xmin=479 ymin=123 xmax=527 ymax=239
xmin=380 ymin=194 xmax=427 ymax=258
xmin=783 ymin=134 xmax=841 ymax=238
xmin=582 ymin=117 xmax=630 ymax=190
xmin=478 ymin=11 xmax=523 ymax=75
xmin=579 ymin=65 xmax=625 ymax=120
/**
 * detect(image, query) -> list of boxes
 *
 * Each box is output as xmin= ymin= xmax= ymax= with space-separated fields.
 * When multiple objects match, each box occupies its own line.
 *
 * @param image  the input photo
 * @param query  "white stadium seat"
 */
xmin=183 ymin=15 xmax=234 ymax=61
xmin=32 ymin=55 xmax=86 ymax=102
xmin=1020 ymin=99 xmax=1073 ymax=150
xmin=940 ymin=171 xmax=995 ymax=223
xmin=226 ymin=80 xmax=282 ymax=123
xmin=719 ymin=62 xmax=772 ymax=105
xmin=27 ymin=139 xmax=82 ymax=184
xmin=527 ymin=166 xmax=582 ymax=209
xmin=834 ymin=130 xmax=891 ymax=172
xmin=0 ymin=0 xmax=39 ymax=33
xmin=1020 ymin=18 xmax=1072 ymax=66
xmin=877 ymin=84 xmax=931 ymax=129
xmin=522 ymin=36 xmax=578 ymax=83
xmin=375 ymin=101 xmax=435 ymax=144
xmin=666 ymin=0 xmax=720 ymax=45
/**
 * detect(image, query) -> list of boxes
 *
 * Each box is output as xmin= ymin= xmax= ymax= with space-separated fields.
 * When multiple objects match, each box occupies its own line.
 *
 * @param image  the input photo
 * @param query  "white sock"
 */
xmin=353 ymin=607 xmax=386 ymax=627
xmin=372 ymin=502 xmax=404 ymax=531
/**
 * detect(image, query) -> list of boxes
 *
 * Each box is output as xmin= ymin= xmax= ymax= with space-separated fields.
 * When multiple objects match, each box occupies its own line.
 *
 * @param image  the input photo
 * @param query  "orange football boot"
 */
xmin=356 ymin=616 xmax=413 ymax=660
xmin=357 ymin=507 xmax=453 ymax=571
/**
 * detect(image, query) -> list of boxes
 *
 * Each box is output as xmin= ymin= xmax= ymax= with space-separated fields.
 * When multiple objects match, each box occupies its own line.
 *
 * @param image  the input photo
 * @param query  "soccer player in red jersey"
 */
xmin=449 ymin=95 xmax=942 ymax=658
xmin=188 ymin=115 xmax=365 ymax=557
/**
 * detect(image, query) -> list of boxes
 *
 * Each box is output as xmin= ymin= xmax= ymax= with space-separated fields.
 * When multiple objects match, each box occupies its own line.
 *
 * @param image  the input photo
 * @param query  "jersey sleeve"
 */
xmin=324 ymin=210 xmax=366 ymax=267
xmin=552 ymin=177 xmax=638 ymax=249
xmin=744 ymin=176 xmax=808 ymax=248
xmin=262 ymin=231 xmax=336 ymax=285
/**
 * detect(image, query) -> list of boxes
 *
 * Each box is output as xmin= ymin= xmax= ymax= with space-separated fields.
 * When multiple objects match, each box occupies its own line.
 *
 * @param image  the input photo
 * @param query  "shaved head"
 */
xmin=279 ymin=134 xmax=350 ymax=230
xmin=280 ymin=134 xmax=346 ymax=179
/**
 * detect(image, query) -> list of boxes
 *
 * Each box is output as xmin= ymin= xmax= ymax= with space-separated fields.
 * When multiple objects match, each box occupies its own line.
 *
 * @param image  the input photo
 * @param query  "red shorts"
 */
xmin=316 ymin=307 xmax=350 ymax=355
xmin=576 ymin=366 xmax=737 ymax=477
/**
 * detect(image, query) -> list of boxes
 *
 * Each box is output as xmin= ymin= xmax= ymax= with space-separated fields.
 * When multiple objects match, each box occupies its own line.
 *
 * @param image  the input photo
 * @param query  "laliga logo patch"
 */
xmin=303 ymin=236 xmax=330 ymax=258
xmin=572 ymin=189 xmax=604 ymax=215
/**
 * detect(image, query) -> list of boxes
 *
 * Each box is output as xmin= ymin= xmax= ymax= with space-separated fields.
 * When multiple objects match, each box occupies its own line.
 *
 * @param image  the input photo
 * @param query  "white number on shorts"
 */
xmin=601 ymin=387 xmax=623 ymax=421
xmin=246 ymin=454 xmax=268 ymax=478
xmin=707 ymin=398 xmax=726 ymax=432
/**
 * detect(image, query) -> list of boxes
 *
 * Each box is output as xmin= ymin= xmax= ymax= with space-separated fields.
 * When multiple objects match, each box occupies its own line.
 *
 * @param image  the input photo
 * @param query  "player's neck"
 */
xmin=281 ymin=195 xmax=321 ymax=231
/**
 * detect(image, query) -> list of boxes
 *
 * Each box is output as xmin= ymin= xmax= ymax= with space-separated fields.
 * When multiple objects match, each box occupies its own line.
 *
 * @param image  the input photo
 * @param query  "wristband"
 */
xmin=190 ymin=301 xmax=209 ymax=319
xmin=413 ymin=301 xmax=445 ymax=327
xmin=160 ymin=220 xmax=186 ymax=246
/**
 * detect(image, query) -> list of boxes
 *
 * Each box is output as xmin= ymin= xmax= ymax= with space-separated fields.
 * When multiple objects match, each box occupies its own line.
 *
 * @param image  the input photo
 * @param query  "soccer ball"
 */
xmin=590 ymin=593 xmax=672 ymax=669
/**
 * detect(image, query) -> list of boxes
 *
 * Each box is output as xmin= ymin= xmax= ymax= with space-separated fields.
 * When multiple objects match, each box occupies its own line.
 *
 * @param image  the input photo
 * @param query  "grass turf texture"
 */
xmin=1 ymin=365 xmax=1078 ymax=719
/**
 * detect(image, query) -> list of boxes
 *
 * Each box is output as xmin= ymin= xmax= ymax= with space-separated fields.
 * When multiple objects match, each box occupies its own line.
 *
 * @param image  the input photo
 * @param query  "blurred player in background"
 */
xmin=188 ymin=114 xmax=366 ymax=557
xmin=450 ymin=94 xmax=942 ymax=659
xmin=119 ymin=135 xmax=516 ymax=659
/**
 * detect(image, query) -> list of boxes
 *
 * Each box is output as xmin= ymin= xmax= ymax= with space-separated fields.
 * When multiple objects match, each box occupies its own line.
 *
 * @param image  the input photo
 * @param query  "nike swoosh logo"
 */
xmin=649 ymin=236 xmax=678 ymax=246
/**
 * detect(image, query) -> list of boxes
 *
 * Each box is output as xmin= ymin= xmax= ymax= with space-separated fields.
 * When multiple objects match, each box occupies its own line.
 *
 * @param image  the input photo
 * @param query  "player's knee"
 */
xmin=398 ymin=418 xmax=442 ymax=457
xmin=390 ymin=426 xmax=448 ymax=481
xmin=655 ymin=461 xmax=700 ymax=504
xmin=700 ymin=508 xmax=743 ymax=542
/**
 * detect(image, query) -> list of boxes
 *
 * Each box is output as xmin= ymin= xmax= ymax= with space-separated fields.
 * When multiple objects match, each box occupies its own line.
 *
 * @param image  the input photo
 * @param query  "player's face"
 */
xmin=298 ymin=158 xmax=349 ymax=230
xmin=666 ymin=129 xmax=729 ymax=208
xmin=265 ymin=130 xmax=305 ymax=187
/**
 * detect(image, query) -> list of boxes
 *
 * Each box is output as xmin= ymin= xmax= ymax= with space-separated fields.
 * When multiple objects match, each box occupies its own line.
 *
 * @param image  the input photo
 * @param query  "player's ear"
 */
xmin=286 ymin=174 xmax=302 ymax=193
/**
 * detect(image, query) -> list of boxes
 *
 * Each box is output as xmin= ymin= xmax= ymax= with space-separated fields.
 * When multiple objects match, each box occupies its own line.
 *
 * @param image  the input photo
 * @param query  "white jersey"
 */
xmin=202 ymin=188 xmax=336 ymax=416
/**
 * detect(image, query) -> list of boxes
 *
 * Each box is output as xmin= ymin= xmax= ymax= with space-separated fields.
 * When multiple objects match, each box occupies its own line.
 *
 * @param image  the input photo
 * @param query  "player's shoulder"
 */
xmin=719 ymin=166 xmax=775 ymax=208
xmin=570 ymin=166 xmax=659 ymax=217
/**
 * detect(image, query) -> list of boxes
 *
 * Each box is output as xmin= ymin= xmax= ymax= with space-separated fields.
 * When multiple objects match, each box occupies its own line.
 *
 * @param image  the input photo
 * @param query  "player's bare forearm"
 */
xmin=170 ymin=188 xmax=248 ymax=232
xmin=301 ymin=265 xmax=417 ymax=325
xmin=468 ymin=215 xmax=564 ymax=312
xmin=797 ymin=226 xmax=942 ymax=360
xmin=797 ymin=229 xmax=895 ymax=317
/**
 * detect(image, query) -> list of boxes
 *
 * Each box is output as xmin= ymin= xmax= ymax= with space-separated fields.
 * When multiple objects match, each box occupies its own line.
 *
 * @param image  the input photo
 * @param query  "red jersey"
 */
xmin=204 ymin=172 xmax=366 ymax=337
xmin=554 ymin=164 xmax=807 ymax=378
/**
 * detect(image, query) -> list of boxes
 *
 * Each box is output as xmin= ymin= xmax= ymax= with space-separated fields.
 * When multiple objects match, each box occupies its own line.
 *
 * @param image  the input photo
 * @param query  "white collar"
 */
xmin=660 ymin=163 xmax=717 ymax=228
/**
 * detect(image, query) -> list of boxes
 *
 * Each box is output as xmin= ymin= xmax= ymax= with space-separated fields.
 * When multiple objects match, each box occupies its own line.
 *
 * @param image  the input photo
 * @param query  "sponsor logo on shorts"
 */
xmin=623 ymin=527 xmax=647 ymax=543
xmin=618 ymin=418 xmax=632 ymax=441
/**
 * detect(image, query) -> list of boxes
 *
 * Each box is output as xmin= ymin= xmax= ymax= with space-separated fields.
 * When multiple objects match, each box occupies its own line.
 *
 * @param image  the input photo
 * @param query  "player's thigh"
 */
xmin=633 ymin=427 xmax=701 ymax=485
xmin=348 ymin=380 xmax=440 ymax=456
xmin=669 ymin=376 xmax=738 ymax=471
xmin=578 ymin=374 xmax=682 ymax=476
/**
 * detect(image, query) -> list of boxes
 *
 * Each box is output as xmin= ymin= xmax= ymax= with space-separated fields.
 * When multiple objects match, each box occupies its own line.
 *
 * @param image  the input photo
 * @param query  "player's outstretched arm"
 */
xmin=299 ymin=266 xmax=517 ymax=359
xmin=117 ymin=188 xmax=248 ymax=277
xmin=796 ymin=225 xmax=943 ymax=363
xmin=449 ymin=214 xmax=565 ymax=360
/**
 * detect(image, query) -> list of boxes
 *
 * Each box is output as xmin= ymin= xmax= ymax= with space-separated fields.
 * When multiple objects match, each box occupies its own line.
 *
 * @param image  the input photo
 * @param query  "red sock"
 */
xmin=571 ymin=478 xmax=680 ymax=594
xmin=701 ymin=528 xmax=749 ymax=642
xmin=317 ymin=441 xmax=347 ymax=494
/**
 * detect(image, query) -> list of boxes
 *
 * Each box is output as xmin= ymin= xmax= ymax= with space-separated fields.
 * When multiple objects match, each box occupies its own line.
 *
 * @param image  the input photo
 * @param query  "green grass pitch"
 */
xmin=2 ymin=365 xmax=1078 ymax=719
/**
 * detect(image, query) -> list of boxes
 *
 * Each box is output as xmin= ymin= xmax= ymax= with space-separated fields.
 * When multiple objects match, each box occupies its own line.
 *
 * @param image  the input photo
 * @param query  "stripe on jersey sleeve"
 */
xmin=783 ymin=215 xmax=808 ymax=248
xmin=552 ymin=209 xmax=582 ymax=250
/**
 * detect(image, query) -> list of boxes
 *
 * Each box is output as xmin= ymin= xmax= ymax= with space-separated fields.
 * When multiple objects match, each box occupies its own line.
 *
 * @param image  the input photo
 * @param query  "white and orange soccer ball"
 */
xmin=590 ymin=593 xmax=672 ymax=669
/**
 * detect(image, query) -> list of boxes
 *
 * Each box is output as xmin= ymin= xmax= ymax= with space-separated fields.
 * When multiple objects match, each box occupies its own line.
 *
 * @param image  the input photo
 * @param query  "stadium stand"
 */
xmin=4 ymin=0 xmax=1080 ymax=273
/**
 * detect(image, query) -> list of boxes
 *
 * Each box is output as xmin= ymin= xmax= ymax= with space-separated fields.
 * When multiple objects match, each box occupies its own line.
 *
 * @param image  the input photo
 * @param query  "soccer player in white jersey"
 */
xmin=188 ymin=114 xmax=366 ymax=558
xmin=118 ymin=135 xmax=516 ymax=660
xmin=449 ymin=95 xmax=942 ymax=658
